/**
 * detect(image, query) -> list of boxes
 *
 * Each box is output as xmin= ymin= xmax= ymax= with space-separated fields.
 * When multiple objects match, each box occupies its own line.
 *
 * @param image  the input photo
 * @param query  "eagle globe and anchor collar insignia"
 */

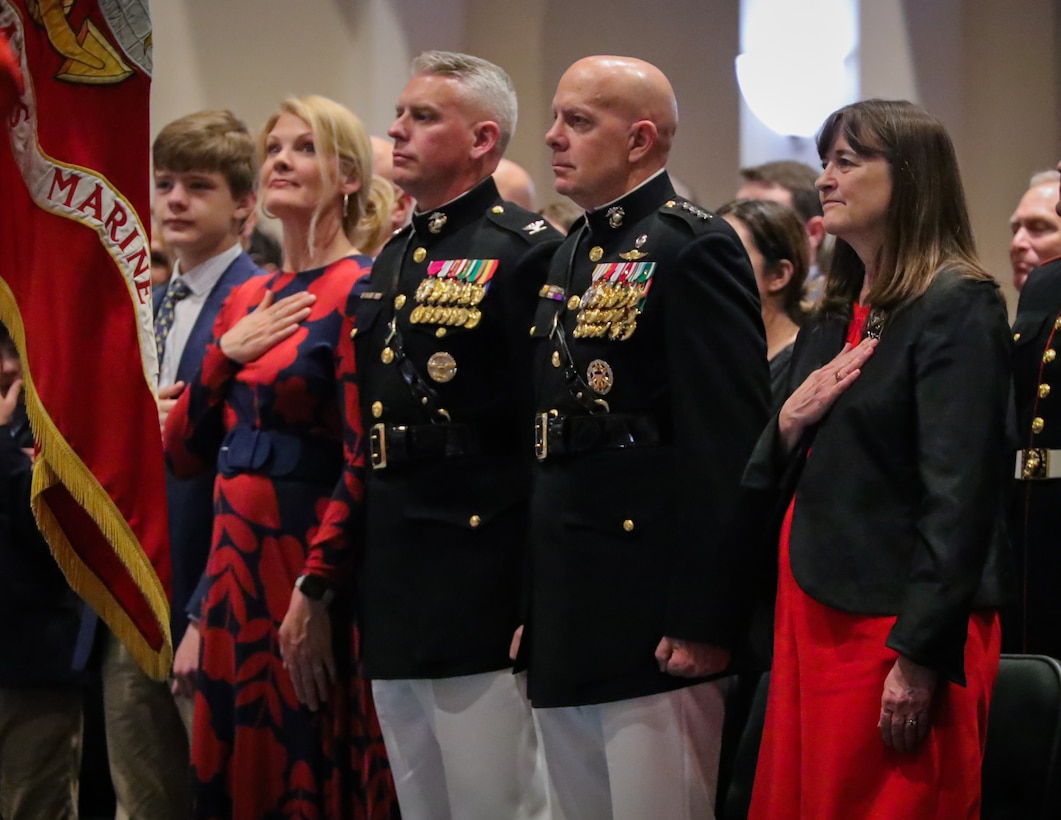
xmin=427 ymin=211 xmax=448 ymax=234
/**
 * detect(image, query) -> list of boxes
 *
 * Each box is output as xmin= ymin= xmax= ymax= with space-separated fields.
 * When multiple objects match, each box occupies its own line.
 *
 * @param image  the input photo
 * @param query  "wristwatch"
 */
xmin=295 ymin=574 xmax=335 ymax=605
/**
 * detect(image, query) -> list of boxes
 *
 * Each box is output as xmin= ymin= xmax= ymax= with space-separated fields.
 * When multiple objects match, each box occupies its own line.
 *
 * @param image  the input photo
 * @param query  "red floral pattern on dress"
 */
xmin=164 ymin=257 xmax=398 ymax=819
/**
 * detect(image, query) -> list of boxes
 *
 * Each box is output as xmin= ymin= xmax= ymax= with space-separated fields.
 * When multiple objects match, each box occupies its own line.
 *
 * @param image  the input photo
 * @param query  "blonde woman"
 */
xmin=165 ymin=95 xmax=396 ymax=819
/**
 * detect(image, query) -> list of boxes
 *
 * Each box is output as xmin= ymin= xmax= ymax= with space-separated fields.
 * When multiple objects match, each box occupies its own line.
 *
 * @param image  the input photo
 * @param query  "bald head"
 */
xmin=371 ymin=136 xmax=396 ymax=183
xmin=493 ymin=158 xmax=537 ymax=210
xmin=562 ymin=56 xmax=677 ymax=153
xmin=546 ymin=55 xmax=678 ymax=209
xmin=367 ymin=134 xmax=413 ymax=245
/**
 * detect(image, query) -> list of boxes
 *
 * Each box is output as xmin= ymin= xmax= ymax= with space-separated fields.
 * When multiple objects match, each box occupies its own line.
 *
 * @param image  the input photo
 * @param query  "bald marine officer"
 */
xmin=522 ymin=55 xmax=770 ymax=819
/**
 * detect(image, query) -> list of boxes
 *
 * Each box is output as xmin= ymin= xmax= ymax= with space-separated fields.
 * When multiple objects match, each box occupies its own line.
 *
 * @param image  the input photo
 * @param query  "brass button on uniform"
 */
xmin=529 ymin=325 xmax=536 ymax=335
xmin=491 ymin=205 xmax=504 ymax=214
xmin=436 ymin=327 xmax=447 ymax=338
xmin=1013 ymin=332 xmax=1021 ymax=342
xmin=371 ymin=401 xmax=383 ymax=418
xmin=1055 ymin=317 xmax=1061 ymax=330
xmin=622 ymin=519 xmax=635 ymax=532
xmin=394 ymin=294 xmax=407 ymax=310
xmin=1033 ymin=417 xmax=1045 ymax=434
xmin=551 ymin=351 xmax=561 ymax=367
xmin=349 ymin=327 xmax=358 ymax=340
xmin=413 ymin=247 xmax=427 ymax=263
xmin=589 ymin=246 xmax=603 ymax=262
xmin=381 ymin=347 xmax=395 ymax=364
xmin=1045 ymin=349 xmax=1057 ymax=363
xmin=1040 ymin=383 xmax=1052 ymax=399
xmin=567 ymin=295 xmax=581 ymax=311
xmin=469 ymin=514 xmax=481 ymax=528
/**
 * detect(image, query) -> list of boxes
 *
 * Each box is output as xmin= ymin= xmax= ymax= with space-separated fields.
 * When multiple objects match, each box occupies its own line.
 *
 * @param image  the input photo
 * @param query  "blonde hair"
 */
xmin=258 ymin=95 xmax=376 ymax=251
xmin=352 ymin=175 xmax=399 ymax=255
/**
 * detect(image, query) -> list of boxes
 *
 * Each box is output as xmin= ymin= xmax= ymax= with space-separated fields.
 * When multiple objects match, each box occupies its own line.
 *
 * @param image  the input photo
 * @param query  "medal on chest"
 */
xmin=409 ymin=258 xmax=498 ymax=330
xmin=572 ymin=261 xmax=656 ymax=341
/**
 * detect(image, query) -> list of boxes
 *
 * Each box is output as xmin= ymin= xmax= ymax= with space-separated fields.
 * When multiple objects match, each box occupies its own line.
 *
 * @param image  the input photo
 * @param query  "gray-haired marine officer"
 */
xmin=336 ymin=51 xmax=561 ymax=820
xmin=522 ymin=55 xmax=770 ymax=819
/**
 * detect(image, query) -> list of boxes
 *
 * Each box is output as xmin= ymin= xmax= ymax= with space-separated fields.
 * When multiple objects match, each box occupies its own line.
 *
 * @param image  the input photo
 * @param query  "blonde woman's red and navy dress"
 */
xmin=164 ymin=255 xmax=399 ymax=820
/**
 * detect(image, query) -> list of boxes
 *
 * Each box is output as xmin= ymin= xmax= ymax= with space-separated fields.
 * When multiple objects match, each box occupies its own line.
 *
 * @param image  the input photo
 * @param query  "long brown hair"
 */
xmin=816 ymin=99 xmax=995 ymax=316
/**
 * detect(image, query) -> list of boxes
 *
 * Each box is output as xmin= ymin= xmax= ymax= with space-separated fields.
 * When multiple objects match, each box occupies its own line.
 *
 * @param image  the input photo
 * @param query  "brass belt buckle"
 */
xmin=1022 ymin=447 xmax=1049 ymax=480
xmin=534 ymin=412 xmax=549 ymax=461
xmin=370 ymin=423 xmax=387 ymax=470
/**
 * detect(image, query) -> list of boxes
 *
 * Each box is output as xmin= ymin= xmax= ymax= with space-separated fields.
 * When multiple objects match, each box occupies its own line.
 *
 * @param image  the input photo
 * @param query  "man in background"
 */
xmin=737 ymin=160 xmax=828 ymax=302
xmin=1009 ymin=169 xmax=1061 ymax=292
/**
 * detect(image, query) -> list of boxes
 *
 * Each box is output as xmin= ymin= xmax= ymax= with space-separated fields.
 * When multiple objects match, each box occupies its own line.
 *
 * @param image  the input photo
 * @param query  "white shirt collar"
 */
xmin=172 ymin=242 xmax=242 ymax=297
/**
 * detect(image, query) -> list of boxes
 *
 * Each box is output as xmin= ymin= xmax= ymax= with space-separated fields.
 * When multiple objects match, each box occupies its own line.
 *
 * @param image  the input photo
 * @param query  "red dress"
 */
xmin=165 ymin=257 xmax=398 ymax=820
xmin=748 ymin=304 xmax=1001 ymax=820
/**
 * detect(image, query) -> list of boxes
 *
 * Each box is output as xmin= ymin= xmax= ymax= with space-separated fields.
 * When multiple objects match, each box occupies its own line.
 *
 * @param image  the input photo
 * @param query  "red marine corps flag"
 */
xmin=0 ymin=0 xmax=171 ymax=678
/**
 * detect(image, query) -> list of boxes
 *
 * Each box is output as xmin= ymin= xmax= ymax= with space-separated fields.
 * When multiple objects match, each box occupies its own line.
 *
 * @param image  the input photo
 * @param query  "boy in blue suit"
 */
xmin=94 ymin=109 xmax=264 ymax=820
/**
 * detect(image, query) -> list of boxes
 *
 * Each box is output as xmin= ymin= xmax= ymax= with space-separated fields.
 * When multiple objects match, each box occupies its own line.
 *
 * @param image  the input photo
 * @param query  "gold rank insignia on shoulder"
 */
xmin=572 ymin=262 xmax=657 ymax=341
xmin=409 ymin=259 xmax=499 ymax=328
xmin=359 ymin=291 xmax=384 ymax=300
xmin=524 ymin=219 xmax=548 ymax=235
xmin=607 ymin=206 xmax=624 ymax=228
xmin=428 ymin=211 xmax=448 ymax=233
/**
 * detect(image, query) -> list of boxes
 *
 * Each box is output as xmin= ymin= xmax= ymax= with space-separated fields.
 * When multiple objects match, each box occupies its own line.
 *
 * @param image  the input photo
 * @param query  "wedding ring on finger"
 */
xmin=905 ymin=718 xmax=918 ymax=727
xmin=835 ymin=370 xmax=843 ymax=383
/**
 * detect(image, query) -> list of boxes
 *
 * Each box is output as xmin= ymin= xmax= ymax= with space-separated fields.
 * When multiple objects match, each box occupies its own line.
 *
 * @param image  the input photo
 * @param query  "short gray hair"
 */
xmin=1029 ymin=169 xmax=1061 ymax=188
xmin=411 ymin=51 xmax=517 ymax=153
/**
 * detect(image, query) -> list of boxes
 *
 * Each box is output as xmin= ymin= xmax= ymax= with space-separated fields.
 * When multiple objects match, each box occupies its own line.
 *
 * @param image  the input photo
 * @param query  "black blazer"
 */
xmin=745 ymin=270 xmax=1013 ymax=684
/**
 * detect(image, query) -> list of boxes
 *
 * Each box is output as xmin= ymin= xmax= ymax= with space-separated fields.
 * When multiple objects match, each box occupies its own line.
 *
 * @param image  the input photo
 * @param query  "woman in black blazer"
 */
xmin=745 ymin=99 xmax=1011 ymax=819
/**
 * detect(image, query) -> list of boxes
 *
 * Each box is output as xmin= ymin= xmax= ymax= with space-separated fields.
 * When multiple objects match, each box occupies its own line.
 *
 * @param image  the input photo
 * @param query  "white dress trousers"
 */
xmin=372 ymin=669 xmax=548 ymax=820
xmin=534 ymin=679 xmax=726 ymax=820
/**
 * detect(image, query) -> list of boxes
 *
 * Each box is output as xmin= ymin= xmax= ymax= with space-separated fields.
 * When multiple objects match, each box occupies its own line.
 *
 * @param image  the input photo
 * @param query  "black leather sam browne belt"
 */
xmin=534 ymin=412 xmax=662 ymax=460
xmin=370 ymin=422 xmax=493 ymax=470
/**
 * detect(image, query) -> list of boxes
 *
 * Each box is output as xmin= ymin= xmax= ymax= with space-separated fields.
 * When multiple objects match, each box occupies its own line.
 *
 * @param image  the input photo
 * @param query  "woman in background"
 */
xmin=719 ymin=197 xmax=808 ymax=409
xmin=165 ymin=95 xmax=396 ymax=819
